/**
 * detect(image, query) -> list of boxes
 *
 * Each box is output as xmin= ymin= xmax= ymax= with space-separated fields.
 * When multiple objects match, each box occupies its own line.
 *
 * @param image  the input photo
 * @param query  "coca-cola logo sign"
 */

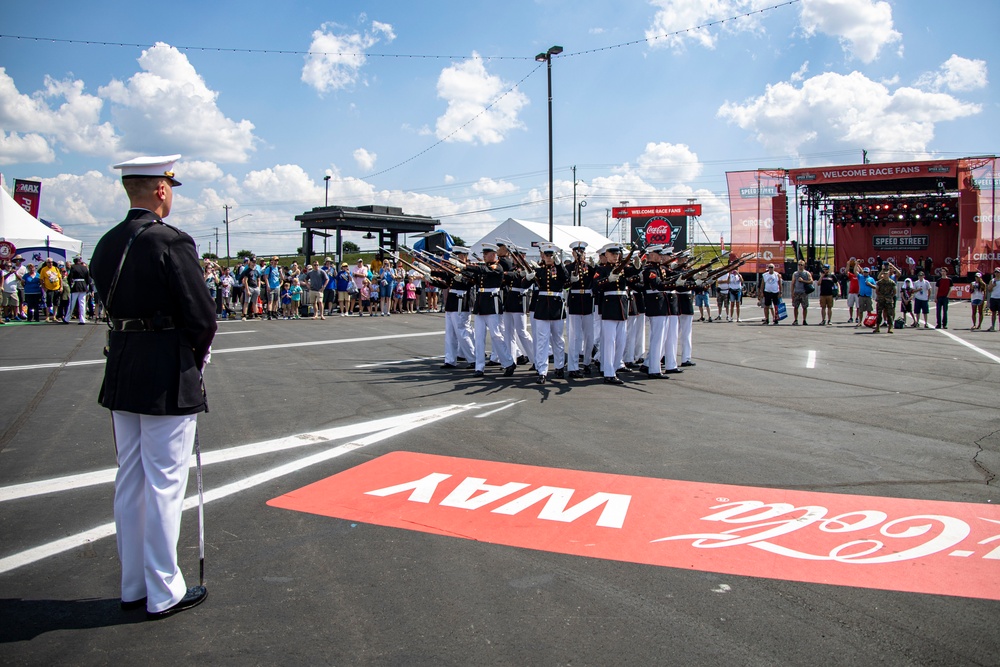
xmin=270 ymin=452 xmax=1000 ymax=601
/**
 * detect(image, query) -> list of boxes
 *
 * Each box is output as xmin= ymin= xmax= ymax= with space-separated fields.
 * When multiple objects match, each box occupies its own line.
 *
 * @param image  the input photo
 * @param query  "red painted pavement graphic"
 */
xmin=267 ymin=452 xmax=1000 ymax=600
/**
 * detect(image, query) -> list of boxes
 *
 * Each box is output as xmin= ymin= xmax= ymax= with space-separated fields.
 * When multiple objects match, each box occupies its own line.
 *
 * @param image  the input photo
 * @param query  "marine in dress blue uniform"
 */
xmin=566 ymin=241 xmax=595 ymax=378
xmin=462 ymin=244 xmax=515 ymax=377
xmin=91 ymin=155 xmax=216 ymax=619
xmin=529 ymin=243 xmax=570 ymax=384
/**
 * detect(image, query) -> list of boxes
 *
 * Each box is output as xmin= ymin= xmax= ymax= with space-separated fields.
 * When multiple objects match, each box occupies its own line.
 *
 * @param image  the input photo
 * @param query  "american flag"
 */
xmin=40 ymin=219 xmax=64 ymax=234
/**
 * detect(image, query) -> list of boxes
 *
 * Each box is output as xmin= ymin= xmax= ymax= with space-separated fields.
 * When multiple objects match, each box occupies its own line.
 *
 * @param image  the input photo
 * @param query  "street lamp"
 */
xmin=578 ymin=199 xmax=587 ymax=229
xmin=535 ymin=45 xmax=563 ymax=242
xmin=323 ymin=174 xmax=331 ymax=207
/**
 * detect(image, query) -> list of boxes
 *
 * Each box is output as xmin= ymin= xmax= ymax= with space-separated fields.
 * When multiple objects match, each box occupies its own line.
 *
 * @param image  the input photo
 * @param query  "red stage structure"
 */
xmin=728 ymin=157 xmax=997 ymax=277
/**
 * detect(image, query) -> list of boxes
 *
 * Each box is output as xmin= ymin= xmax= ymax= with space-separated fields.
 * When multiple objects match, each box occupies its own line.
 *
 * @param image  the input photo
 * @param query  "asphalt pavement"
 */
xmin=1 ymin=304 xmax=998 ymax=666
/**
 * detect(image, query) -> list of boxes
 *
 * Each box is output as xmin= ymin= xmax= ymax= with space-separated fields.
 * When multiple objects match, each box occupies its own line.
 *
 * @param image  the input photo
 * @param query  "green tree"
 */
xmin=236 ymin=249 xmax=254 ymax=259
xmin=202 ymin=252 xmax=218 ymax=260
xmin=450 ymin=235 xmax=466 ymax=247
xmin=342 ymin=241 xmax=360 ymax=253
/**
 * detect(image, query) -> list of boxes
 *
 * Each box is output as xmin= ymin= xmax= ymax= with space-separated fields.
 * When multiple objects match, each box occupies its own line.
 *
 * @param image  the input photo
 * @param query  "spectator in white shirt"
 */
xmin=911 ymin=271 xmax=932 ymax=328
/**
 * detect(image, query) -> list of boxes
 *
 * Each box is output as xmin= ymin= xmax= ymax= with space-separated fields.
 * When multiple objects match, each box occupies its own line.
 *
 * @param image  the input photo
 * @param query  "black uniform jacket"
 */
xmin=463 ymin=262 xmax=505 ymax=315
xmin=676 ymin=280 xmax=695 ymax=316
xmin=532 ymin=262 xmax=569 ymax=321
xmin=91 ymin=209 xmax=218 ymax=415
xmin=594 ymin=264 xmax=640 ymax=321
xmin=567 ymin=259 xmax=595 ymax=315
xmin=643 ymin=264 xmax=672 ymax=317
xmin=430 ymin=269 xmax=471 ymax=312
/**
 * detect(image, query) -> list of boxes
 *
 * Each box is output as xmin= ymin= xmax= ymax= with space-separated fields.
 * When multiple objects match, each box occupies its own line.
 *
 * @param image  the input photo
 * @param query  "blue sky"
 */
xmin=1 ymin=0 xmax=996 ymax=256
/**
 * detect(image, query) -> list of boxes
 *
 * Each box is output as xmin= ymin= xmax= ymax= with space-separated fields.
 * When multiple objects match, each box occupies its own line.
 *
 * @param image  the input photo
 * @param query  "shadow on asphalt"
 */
xmin=0 ymin=597 xmax=146 ymax=642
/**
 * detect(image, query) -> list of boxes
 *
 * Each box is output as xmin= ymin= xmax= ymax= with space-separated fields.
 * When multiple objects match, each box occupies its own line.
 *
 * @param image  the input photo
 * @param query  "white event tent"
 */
xmin=470 ymin=218 xmax=614 ymax=261
xmin=0 ymin=178 xmax=82 ymax=260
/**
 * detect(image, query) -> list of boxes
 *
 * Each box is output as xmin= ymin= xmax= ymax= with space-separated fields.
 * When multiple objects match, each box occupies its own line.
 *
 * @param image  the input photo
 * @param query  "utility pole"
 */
xmin=223 ymin=205 xmax=232 ymax=266
xmin=572 ymin=165 xmax=577 ymax=226
xmin=214 ymin=227 xmax=219 ymax=257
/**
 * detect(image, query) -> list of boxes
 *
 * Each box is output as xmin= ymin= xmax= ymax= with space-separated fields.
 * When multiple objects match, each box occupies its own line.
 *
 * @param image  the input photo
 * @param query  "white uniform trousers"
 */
xmin=444 ymin=311 xmax=475 ymax=364
xmin=112 ymin=411 xmax=198 ymax=613
xmin=533 ymin=318 xmax=565 ymax=376
xmin=664 ymin=315 xmax=680 ymax=371
xmin=475 ymin=313 xmax=513 ymax=371
xmin=503 ymin=311 xmax=533 ymax=363
xmin=646 ymin=315 xmax=667 ymax=373
xmin=600 ymin=319 xmax=627 ymax=378
xmin=592 ymin=311 xmax=603 ymax=354
xmin=625 ymin=314 xmax=645 ymax=363
xmin=678 ymin=314 xmax=694 ymax=363
xmin=64 ymin=292 xmax=87 ymax=323
xmin=566 ymin=313 xmax=594 ymax=371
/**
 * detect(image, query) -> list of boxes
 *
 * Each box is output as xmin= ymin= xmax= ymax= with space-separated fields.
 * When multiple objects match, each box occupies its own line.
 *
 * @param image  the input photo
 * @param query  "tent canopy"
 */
xmin=0 ymin=179 xmax=82 ymax=255
xmin=470 ymin=219 xmax=614 ymax=261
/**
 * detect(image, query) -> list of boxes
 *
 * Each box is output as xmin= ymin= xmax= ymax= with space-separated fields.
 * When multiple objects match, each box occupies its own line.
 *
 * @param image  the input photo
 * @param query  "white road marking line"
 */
xmin=0 ymin=407 xmax=465 ymax=503
xmin=213 ymin=331 xmax=442 ymax=355
xmin=0 ymin=331 xmax=444 ymax=373
xmin=355 ymin=355 xmax=444 ymax=368
xmin=215 ymin=330 xmax=256 ymax=335
xmin=936 ymin=330 xmax=1000 ymax=365
xmin=806 ymin=350 xmax=817 ymax=369
xmin=474 ymin=400 xmax=525 ymax=418
xmin=0 ymin=404 xmax=475 ymax=575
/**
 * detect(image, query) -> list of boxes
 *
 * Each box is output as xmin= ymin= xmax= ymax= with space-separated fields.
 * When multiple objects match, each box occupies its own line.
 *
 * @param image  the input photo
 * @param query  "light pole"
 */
xmin=619 ymin=200 xmax=629 ymax=245
xmin=687 ymin=197 xmax=697 ymax=249
xmin=577 ymin=200 xmax=587 ymax=230
xmin=323 ymin=174 xmax=331 ymax=207
xmin=536 ymin=45 xmax=563 ymax=242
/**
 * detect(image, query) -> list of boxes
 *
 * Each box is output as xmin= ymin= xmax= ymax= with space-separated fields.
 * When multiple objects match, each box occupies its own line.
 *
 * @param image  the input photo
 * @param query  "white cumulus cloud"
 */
xmin=434 ymin=53 xmax=529 ymax=145
xmin=471 ymin=176 xmax=518 ymax=196
xmin=0 ymin=67 xmax=119 ymax=158
xmin=301 ymin=20 xmax=395 ymax=94
xmin=799 ymin=0 xmax=901 ymax=63
xmin=717 ymin=70 xmax=982 ymax=157
xmin=100 ymin=43 xmax=256 ymax=163
xmin=0 ymin=131 xmax=54 ymax=165
xmin=636 ymin=142 xmax=703 ymax=183
xmin=353 ymin=148 xmax=377 ymax=172
xmin=916 ymin=54 xmax=988 ymax=93
xmin=645 ymin=0 xmax=772 ymax=51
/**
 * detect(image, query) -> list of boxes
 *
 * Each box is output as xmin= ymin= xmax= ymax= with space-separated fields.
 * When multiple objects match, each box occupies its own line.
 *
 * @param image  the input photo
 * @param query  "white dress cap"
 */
xmin=113 ymin=154 xmax=182 ymax=186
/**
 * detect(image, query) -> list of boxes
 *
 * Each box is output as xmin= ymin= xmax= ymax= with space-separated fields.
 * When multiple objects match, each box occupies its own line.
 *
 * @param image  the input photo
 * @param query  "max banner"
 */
xmin=269 ymin=452 xmax=1000 ymax=601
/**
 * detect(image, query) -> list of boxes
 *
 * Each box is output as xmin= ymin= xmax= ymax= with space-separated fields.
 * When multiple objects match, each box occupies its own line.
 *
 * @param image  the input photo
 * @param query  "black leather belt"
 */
xmin=111 ymin=317 xmax=175 ymax=332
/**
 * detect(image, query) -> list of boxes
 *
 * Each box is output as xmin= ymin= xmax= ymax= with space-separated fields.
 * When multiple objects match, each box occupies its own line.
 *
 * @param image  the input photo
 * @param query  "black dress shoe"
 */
xmin=624 ymin=362 xmax=636 ymax=369
xmin=664 ymin=368 xmax=684 ymax=374
xmin=535 ymin=374 xmax=546 ymax=385
xmin=463 ymin=364 xmax=475 ymax=370
xmin=486 ymin=360 xmax=501 ymax=367
xmin=473 ymin=370 xmax=484 ymax=377
xmin=516 ymin=355 xmax=529 ymax=365
xmin=639 ymin=365 xmax=649 ymax=374
xmin=646 ymin=373 xmax=665 ymax=379
xmin=146 ymin=586 xmax=207 ymax=620
xmin=582 ymin=365 xmax=592 ymax=376
xmin=440 ymin=363 xmax=457 ymax=369
xmin=120 ymin=597 xmax=147 ymax=611
xmin=680 ymin=360 xmax=696 ymax=367
xmin=568 ymin=370 xmax=583 ymax=379
xmin=603 ymin=376 xmax=625 ymax=385
xmin=553 ymin=368 xmax=564 ymax=379
xmin=503 ymin=364 xmax=516 ymax=377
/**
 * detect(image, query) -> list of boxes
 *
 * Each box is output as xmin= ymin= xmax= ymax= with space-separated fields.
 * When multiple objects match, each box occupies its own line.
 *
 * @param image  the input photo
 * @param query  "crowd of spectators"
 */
xmin=199 ymin=255 xmax=441 ymax=321
xmin=0 ymin=254 xmax=92 ymax=324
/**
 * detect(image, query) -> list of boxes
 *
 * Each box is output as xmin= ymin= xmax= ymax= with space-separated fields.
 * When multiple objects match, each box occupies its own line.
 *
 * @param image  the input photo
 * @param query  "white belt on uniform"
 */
xmin=480 ymin=287 xmax=502 ymax=294
xmin=537 ymin=291 xmax=563 ymax=297
xmin=645 ymin=289 xmax=662 ymax=294
xmin=605 ymin=291 xmax=628 ymax=296
xmin=571 ymin=289 xmax=590 ymax=294
xmin=510 ymin=287 xmax=527 ymax=293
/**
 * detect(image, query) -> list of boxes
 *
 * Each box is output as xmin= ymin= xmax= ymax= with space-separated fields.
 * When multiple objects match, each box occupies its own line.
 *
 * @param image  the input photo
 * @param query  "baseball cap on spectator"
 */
xmin=14 ymin=255 xmax=23 ymax=261
xmin=862 ymin=267 xmax=870 ymax=273
xmin=341 ymin=262 xmax=348 ymax=267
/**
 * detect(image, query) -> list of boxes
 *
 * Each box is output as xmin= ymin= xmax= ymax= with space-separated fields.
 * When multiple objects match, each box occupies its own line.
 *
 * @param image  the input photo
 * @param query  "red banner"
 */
xmin=726 ymin=170 xmax=786 ymax=272
xmin=957 ymin=158 xmax=998 ymax=276
xmin=613 ymin=205 xmax=701 ymax=218
xmin=269 ymin=451 xmax=1000 ymax=601
xmin=788 ymin=160 xmax=958 ymax=187
xmin=13 ymin=179 xmax=41 ymax=218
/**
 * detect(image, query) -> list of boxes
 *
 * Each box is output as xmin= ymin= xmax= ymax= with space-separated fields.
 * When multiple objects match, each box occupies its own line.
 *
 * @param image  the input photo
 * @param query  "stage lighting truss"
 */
xmin=831 ymin=194 xmax=958 ymax=228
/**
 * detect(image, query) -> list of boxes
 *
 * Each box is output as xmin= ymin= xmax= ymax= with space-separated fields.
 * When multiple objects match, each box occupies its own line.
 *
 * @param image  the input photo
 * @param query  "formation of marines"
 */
xmin=393 ymin=239 xmax=748 ymax=386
